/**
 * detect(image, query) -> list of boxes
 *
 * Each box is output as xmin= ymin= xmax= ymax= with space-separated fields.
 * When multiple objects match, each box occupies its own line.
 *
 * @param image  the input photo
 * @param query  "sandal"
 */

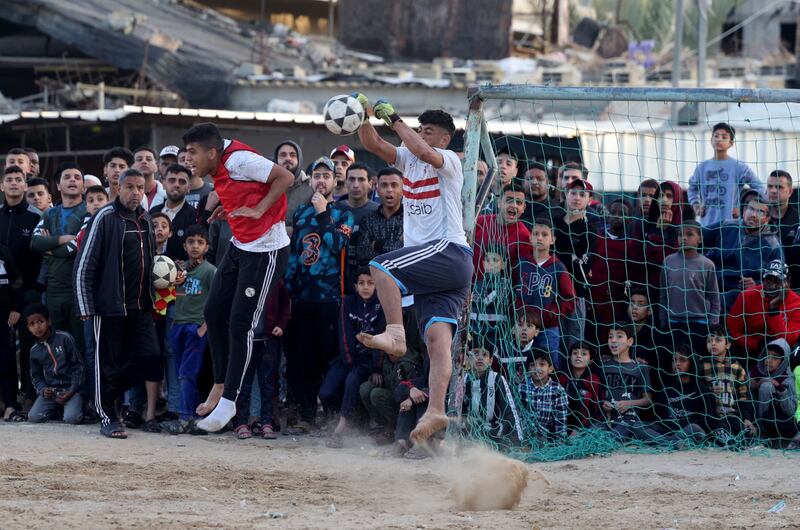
xmin=141 ymin=419 xmax=162 ymax=433
xmin=100 ymin=421 xmax=128 ymax=439
xmin=250 ymin=421 xmax=263 ymax=436
xmin=234 ymin=424 xmax=252 ymax=440
xmin=261 ymin=423 xmax=277 ymax=440
xmin=4 ymin=410 xmax=26 ymax=423
xmin=164 ymin=419 xmax=189 ymax=435
xmin=788 ymin=435 xmax=800 ymax=450
xmin=122 ymin=409 xmax=143 ymax=429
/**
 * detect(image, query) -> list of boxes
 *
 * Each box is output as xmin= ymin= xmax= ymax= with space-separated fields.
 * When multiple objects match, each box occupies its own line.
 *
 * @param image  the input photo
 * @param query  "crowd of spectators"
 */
xmin=1 ymin=120 xmax=799 ymax=457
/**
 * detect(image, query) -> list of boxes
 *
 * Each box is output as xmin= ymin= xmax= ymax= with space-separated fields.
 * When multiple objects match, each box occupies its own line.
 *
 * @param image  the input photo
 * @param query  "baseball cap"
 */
xmin=566 ymin=178 xmax=593 ymax=192
xmin=312 ymin=156 xmax=335 ymax=172
xmin=83 ymin=174 xmax=102 ymax=187
xmin=763 ymin=259 xmax=788 ymax=281
xmin=159 ymin=145 xmax=180 ymax=158
xmin=329 ymin=145 xmax=355 ymax=162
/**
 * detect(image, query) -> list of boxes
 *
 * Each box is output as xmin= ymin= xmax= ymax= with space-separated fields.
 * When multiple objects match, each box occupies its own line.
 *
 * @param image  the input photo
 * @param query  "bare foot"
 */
xmin=357 ymin=324 xmax=407 ymax=359
xmin=410 ymin=412 xmax=449 ymax=445
xmin=196 ymin=383 xmax=224 ymax=416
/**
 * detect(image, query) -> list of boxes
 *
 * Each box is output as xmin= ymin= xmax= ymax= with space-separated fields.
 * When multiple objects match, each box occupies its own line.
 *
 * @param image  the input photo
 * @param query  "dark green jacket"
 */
xmin=31 ymin=201 xmax=87 ymax=295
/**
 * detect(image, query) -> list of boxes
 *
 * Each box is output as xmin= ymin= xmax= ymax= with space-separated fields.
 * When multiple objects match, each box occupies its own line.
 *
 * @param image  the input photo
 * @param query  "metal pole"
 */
xmin=697 ymin=0 xmax=708 ymax=122
xmin=472 ymin=85 xmax=800 ymax=104
xmin=671 ymin=0 xmax=685 ymax=123
xmin=461 ymin=93 xmax=483 ymax=234
xmin=697 ymin=0 xmax=707 ymax=88
xmin=328 ymin=0 xmax=334 ymax=38
xmin=449 ymin=90 xmax=486 ymax=421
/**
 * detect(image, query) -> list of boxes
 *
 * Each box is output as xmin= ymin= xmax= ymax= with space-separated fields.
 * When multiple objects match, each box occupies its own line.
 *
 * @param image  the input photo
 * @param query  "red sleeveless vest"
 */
xmin=214 ymin=140 xmax=287 ymax=244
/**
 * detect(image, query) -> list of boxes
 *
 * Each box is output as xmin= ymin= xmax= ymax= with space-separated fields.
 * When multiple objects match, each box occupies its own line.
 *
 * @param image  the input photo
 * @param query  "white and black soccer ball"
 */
xmin=323 ymin=94 xmax=365 ymax=136
xmin=152 ymin=255 xmax=178 ymax=289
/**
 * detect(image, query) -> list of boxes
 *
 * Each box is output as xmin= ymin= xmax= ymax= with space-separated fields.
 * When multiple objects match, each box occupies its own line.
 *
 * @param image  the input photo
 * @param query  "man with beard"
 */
xmin=473 ymin=184 xmax=531 ymax=280
xmin=275 ymin=140 xmax=311 ymax=233
xmin=727 ymin=260 xmax=800 ymax=367
xmin=703 ymin=192 xmax=783 ymax=311
xmin=284 ymin=157 xmax=354 ymax=434
xmin=182 ymin=123 xmax=293 ymax=432
xmin=150 ymin=164 xmax=198 ymax=261
xmin=133 ymin=146 xmax=166 ymax=210
xmin=520 ymin=161 xmax=562 ymax=230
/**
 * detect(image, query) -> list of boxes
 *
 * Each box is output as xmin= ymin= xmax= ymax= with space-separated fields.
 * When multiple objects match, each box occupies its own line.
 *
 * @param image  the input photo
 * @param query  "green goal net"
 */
xmin=452 ymin=86 xmax=800 ymax=461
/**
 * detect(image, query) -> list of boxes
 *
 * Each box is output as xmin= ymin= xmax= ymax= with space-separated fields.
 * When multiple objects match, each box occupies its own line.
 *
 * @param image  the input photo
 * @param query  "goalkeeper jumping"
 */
xmin=353 ymin=94 xmax=473 ymax=447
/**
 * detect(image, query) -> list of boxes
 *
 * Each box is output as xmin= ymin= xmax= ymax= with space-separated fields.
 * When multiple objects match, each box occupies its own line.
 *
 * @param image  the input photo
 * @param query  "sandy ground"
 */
xmin=1 ymin=422 xmax=799 ymax=529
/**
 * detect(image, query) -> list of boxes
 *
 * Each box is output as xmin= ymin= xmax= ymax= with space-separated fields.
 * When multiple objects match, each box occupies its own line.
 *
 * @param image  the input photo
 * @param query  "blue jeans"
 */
xmin=318 ymin=358 xmax=372 ymax=418
xmin=28 ymin=393 xmax=84 ymax=424
xmin=236 ymin=339 xmax=281 ymax=425
xmin=170 ymin=322 xmax=208 ymax=420
xmin=162 ymin=308 xmax=180 ymax=414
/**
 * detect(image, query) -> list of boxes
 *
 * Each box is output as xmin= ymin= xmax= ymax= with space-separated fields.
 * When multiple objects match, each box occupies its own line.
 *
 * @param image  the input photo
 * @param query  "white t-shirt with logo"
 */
xmin=394 ymin=146 xmax=468 ymax=249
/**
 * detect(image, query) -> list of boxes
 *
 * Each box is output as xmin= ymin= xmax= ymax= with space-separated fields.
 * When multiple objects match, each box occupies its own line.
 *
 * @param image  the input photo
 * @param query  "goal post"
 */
xmin=453 ymin=84 xmax=800 ymax=460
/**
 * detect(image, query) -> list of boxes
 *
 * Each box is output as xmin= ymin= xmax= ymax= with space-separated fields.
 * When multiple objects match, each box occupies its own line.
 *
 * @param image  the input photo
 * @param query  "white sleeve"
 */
xmin=435 ymin=148 xmax=463 ymax=181
xmin=393 ymin=146 xmax=411 ymax=175
xmin=225 ymin=151 xmax=275 ymax=183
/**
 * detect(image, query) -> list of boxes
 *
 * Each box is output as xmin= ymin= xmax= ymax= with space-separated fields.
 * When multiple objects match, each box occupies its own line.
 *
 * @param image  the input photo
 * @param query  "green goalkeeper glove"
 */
xmin=351 ymin=92 xmax=370 ymax=121
xmin=373 ymin=98 xmax=400 ymax=128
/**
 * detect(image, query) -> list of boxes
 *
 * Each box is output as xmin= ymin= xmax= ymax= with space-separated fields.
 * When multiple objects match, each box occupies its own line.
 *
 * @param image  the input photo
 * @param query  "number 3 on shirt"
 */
xmin=301 ymin=233 xmax=321 ymax=266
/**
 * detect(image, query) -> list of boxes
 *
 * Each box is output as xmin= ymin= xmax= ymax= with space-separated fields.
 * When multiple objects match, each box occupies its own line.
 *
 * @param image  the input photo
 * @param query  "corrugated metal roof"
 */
xmin=233 ymin=78 xmax=469 ymax=90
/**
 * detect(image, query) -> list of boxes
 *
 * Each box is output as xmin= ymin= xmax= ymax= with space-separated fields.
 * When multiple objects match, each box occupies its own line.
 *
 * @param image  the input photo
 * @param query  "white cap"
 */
xmin=84 ymin=175 xmax=102 ymax=187
xmin=159 ymin=145 xmax=180 ymax=158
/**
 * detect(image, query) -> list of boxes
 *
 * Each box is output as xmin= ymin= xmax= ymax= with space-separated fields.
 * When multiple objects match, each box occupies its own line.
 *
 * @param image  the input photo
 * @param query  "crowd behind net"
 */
xmin=452 ymin=86 xmax=800 ymax=461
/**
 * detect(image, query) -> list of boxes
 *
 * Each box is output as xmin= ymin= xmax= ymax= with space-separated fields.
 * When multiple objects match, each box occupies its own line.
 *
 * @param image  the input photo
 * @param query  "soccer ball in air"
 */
xmin=323 ymin=94 xmax=365 ymax=136
xmin=152 ymin=255 xmax=178 ymax=289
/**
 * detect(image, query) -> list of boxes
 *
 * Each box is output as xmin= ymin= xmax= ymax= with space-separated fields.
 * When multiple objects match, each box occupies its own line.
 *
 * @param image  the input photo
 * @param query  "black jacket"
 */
xmin=0 ymin=201 xmax=42 ymax=291
xmin=150 ymin=201 xmax=198 ymax=261
xmin=73 ymin=199 xmax=156 ymax=317
xmin=29 ymin=330 xmax=84 ymax=395
xmin=0 ymin=244 xmax=23 ymax=313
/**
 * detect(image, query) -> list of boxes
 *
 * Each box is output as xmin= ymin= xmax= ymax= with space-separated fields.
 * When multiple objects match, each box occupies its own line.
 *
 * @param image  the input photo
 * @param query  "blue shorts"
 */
xmin=370 ymin=239 xmax=473 ymax=336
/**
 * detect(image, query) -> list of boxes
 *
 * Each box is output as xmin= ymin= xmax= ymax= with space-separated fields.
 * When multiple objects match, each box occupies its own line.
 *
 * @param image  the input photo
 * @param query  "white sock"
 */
xmin=196 ymin=397 xmax=236 ymax=432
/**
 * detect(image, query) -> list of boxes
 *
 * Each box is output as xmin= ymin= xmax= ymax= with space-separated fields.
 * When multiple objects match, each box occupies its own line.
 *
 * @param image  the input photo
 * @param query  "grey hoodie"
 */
xmin=275 ymin=140 xmax=312 ymax=228
xmin=753 ymin=338 xmax=797 ymax=418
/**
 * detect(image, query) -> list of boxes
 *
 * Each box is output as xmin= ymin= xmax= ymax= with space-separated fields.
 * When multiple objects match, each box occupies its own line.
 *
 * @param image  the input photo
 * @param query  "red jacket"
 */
xmin=588 ymin=233 xmax=644 ymax=324
xmin=472 ymin=214 xmax=531 ymax=279
xmin=727 ymin=286 xmax=800 ymax=354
